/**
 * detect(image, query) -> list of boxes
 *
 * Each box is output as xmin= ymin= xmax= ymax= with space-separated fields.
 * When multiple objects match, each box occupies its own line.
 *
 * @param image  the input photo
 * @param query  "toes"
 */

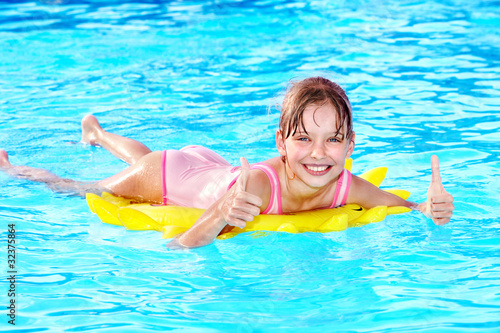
xmin=0 ymin=150 xmax=11 ymax=168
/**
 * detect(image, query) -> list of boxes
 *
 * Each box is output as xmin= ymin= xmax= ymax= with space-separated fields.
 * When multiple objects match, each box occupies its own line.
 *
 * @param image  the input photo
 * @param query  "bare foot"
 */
xmin=81 ymin=115 xmax=104 ymax=146
xmin=0 ymin=150 xmax=11 ymax=169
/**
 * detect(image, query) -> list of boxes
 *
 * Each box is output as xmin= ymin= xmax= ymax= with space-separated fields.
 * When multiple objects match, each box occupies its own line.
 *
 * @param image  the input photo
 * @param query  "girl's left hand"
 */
xmin=418 ymin=155 xmax=454 ymax=225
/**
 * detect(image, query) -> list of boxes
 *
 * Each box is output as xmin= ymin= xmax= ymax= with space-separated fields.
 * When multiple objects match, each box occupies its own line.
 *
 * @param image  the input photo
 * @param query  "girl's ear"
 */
xmin=346 ymin=132 xmax=355 ymax=158
xmin=276 ymin=129 xmax=287 ymax=157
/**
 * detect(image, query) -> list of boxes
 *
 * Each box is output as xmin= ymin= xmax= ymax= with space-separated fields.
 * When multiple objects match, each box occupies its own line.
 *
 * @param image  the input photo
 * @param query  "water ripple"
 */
xmin=1 ymin=0 xmax=499 ymax=331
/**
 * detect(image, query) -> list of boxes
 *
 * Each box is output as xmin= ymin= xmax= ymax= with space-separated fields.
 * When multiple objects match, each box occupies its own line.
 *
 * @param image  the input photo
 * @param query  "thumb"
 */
xmin=237 ymin=157 xmax=250 ymax=191
xmin=431 ymin=155 xmax=442 ymax=184
xmin=429 ymin=154 xmax=445 ymax=195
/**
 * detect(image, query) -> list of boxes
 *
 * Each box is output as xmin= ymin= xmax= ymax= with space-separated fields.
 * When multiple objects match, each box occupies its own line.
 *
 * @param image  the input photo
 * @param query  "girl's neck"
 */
xmin=267 ymin=157 xmax=340 ymax=213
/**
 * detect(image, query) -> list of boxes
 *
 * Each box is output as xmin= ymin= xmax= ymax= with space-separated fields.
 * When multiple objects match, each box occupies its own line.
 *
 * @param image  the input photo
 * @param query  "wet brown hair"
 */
xmin=279 ymin=77 xmax=353 ymax=141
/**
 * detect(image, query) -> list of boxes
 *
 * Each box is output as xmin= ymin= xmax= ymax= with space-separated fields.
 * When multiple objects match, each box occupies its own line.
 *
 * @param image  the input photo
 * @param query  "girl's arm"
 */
xmin=348 ymin=155 xmax=454 ymax=225
xmin=167 ymin=158 xmax=265 ymax=249
xmin=348 ymin=176 xmax=416 ymax=209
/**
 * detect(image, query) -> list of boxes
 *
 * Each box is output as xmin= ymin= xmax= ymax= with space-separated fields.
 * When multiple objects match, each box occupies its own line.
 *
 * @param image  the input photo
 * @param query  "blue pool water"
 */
xmin=1 ymin=0 xmax=499 ymax=331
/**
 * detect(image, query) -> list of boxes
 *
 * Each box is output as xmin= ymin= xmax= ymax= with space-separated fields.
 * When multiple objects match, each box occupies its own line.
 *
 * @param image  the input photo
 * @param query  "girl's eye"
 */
xmin=298 ymin=137 xmax=309 ymax=142
xmin=328 ymin=137 xmax=340 ymax=143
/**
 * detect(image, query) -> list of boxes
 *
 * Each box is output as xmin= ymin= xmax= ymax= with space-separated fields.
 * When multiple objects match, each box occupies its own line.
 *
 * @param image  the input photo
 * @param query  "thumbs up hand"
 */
xmin=237 ymin=157 xmax=251 ymax=191
xmin=419 ymin=155 xmax=454 ymax=225
xmin=218 ymin=157 xmax=263 ymax=228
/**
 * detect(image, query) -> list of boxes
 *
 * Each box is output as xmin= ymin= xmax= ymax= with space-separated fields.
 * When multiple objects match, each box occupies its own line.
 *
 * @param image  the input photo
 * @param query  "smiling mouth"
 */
xmin=303 ymin=164 xmax=332 ymax=175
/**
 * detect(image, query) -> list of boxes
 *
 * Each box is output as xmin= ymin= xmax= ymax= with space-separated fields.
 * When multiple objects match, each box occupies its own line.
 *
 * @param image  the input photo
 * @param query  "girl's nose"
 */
xmin=310 ymin=143 xmax=326 ymax=159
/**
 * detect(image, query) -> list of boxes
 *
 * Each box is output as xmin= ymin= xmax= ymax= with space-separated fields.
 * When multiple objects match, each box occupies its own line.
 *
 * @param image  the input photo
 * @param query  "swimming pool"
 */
xmin=1 ymin=0 xmax=499 ymax=331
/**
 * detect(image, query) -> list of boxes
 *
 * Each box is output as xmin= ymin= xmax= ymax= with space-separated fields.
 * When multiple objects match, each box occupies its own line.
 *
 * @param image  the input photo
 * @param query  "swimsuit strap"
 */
xmin=251 ymin=163 xmax=282 ymax=215
xmin=330 ymin=169 xmax=352 ymax=208
xmin=227 ymin=162 xmax=282 ymax=215
xmin=161 ymin=150 xmax=167 ymax=205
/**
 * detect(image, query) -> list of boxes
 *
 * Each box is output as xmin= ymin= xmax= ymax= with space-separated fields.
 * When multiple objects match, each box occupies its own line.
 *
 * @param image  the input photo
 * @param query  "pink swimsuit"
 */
xmin=160 ymin=146 xmax=352 ymax=214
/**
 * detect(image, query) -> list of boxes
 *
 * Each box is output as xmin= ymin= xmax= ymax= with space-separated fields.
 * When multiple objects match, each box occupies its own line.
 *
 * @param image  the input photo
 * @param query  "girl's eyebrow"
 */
xmin=295 ymin=129 xmax=345 ymax=136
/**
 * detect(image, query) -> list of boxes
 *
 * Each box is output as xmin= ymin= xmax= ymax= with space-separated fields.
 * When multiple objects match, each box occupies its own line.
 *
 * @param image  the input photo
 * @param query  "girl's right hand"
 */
xmin=218 ymin=157 xmax=262 ymax=228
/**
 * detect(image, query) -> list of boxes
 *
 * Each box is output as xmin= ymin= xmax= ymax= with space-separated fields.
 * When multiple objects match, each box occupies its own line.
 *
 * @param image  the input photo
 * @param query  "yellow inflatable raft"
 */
xmin=86 ymin=159 xmax=412 ymax=240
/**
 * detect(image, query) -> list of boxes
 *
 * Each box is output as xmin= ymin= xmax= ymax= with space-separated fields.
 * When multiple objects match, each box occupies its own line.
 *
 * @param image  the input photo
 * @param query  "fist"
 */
xmin=420 ymin=155 xmax=454 ymax=225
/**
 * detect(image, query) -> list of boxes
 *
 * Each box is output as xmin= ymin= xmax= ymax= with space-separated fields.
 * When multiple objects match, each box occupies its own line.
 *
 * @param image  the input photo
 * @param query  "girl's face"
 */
xmin=277 ymin=103 xmax=355 ymax=189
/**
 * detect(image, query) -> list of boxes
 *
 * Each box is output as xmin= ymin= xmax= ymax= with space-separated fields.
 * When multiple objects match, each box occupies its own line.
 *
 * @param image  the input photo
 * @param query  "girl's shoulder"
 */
xmin=245 ymin=167 xmax=271 ymax=214
xmin=246 ymin=157 xmax=282 ymax=213
xmin=259 ymin=157 xmax=283 ymax=172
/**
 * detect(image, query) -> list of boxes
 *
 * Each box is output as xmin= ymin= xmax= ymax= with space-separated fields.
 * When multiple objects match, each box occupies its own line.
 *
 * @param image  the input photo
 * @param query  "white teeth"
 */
xmin=306 ymin=165 xmax=328 ymax=172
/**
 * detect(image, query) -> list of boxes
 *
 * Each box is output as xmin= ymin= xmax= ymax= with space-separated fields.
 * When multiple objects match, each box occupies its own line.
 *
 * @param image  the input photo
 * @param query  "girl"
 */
xmin=0 ymin=77 xmax=454 ymax=248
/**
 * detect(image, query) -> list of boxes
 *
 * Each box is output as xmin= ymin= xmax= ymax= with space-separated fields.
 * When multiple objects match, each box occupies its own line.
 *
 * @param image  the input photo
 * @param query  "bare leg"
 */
xmin=1 ymin=149 xmax=163 ymax=203
xmin=0 ymin=150 xmax=104 ymax=196
xmin=81 ymin=115 xmax=152 ymax=165
xmin=98 ymin=151 xmax=163 ymax=203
